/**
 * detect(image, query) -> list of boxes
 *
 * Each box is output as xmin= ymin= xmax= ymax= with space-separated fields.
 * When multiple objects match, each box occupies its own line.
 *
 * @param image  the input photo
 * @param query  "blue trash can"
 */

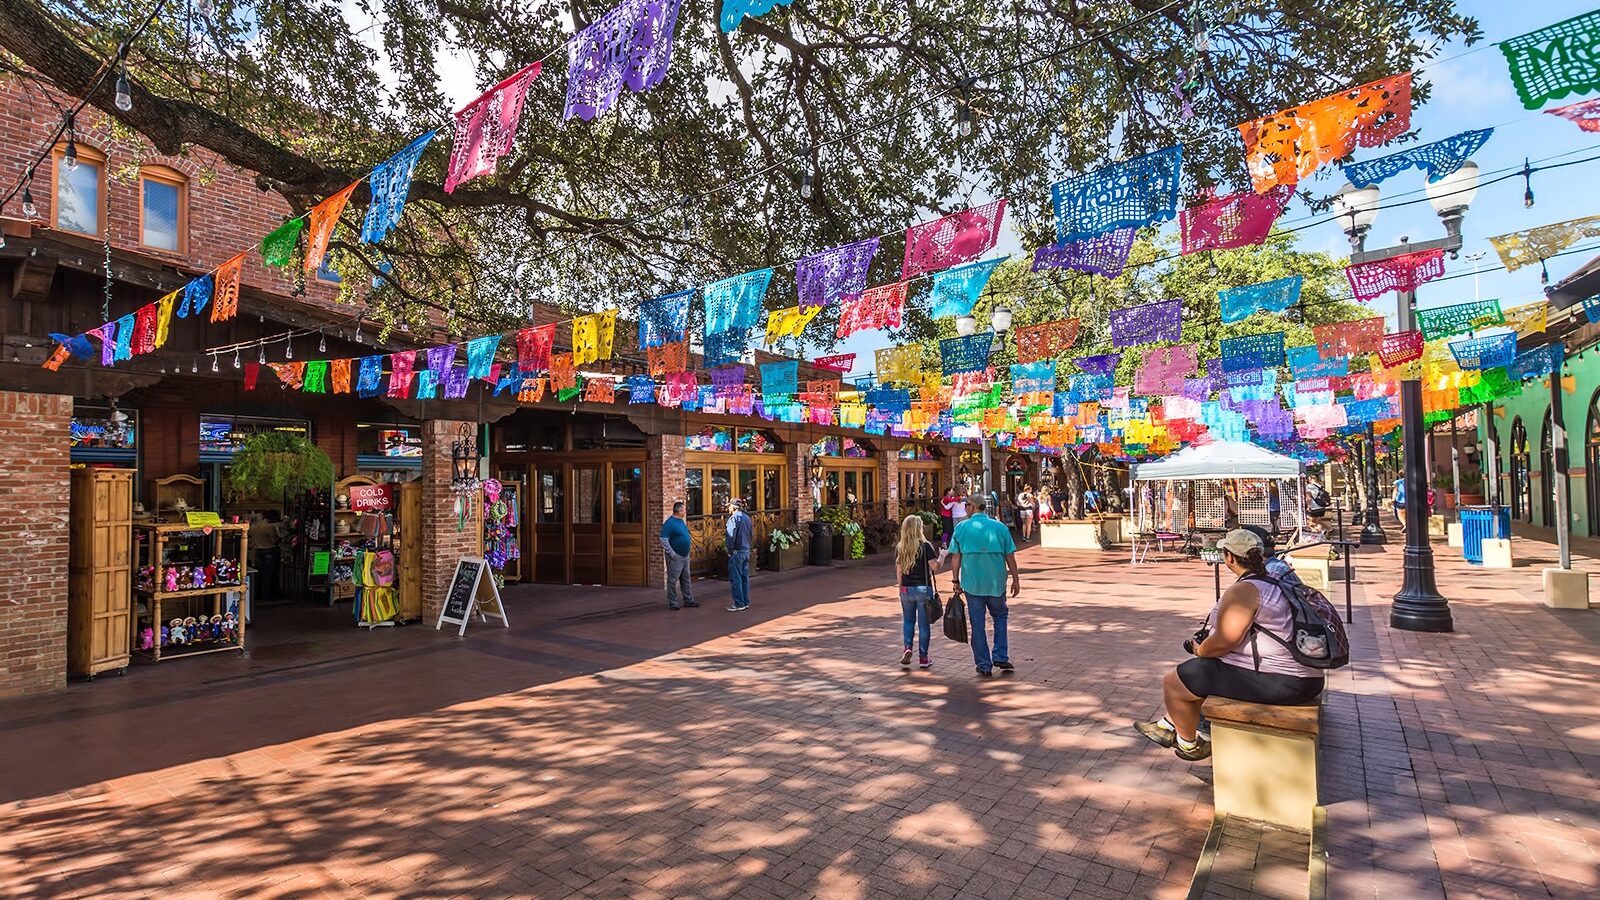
xmin=1460 ymin=506 xmax=1511 ymax=564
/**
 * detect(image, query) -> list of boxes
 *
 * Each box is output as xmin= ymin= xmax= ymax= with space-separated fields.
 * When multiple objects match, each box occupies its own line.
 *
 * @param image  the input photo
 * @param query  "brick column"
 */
xmin=942 ymin=452 xmax=961 ymax=499
xmin=0 ymin=392 xmax=72 ymax=698
xmin=645 ymin=433 xmax=684 ymax=589
xmin=420 ymin=419 xmax=483 ymax=623
xmin=879 ymin=450 xmax=900 ymax=521
xmin=788 ymin=440 xmax=814 ymax=526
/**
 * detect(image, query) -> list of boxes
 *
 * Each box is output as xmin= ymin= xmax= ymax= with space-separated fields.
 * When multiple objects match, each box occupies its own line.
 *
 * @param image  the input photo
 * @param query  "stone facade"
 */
xmin=419 ymin=420 xmax=483 ymax=622
xmin=0 ymin=391 xmax=72 ymax=698
xmin=644 ymin=433 xmax=685 ymax=589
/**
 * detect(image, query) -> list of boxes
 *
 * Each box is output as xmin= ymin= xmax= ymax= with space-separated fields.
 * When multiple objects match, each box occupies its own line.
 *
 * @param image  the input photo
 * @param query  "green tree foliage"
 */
xmin=0 ymin=0 xmax=1476 ymax=339
xmin=916 ymin=231 xmax=1371 ymax=386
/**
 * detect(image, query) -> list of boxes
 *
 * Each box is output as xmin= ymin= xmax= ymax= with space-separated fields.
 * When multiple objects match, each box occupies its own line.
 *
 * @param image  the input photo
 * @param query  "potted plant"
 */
xmin=765 ymin=528 xmax=805 ymax=571
xmin=862 ymin=515 xmax=898 ymax=555
xmin=228 ymin=432 xmax=335 ymax=501
xmin=816 ymin=506 xmax=855 ymax=559
xmin=840 ymin=521 xmax=866 ymax=559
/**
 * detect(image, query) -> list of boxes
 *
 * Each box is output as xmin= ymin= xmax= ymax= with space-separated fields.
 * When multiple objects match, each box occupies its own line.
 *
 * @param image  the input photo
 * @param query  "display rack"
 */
xmin=133 ymin=523 xmax=249 ymax=662
xmin=149 ymin=474 xmax=205 ymax=523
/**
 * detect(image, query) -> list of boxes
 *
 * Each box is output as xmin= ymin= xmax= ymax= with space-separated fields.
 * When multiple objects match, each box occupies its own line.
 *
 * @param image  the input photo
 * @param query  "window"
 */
xmin=53 ymin=143 xmax=106 ymax=237
xmin=613 ymin=465 xmax=642 ymax=524
xmin=139 ymin=167 xmax=186 ymax=252
xmin=316 ymin=253 xmax=342 ymax=284
xmin=685 ymin=468 xmax=704 ymax=518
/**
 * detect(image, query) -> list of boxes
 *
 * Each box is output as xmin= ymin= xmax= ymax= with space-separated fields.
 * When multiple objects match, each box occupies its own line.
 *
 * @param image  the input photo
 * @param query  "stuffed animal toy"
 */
xmin=183 ymin=616 xmax=199 ymax=642
xmin=160 ymin=625 xmax=170 ymax=646
xmin=169 ymin=617 xmax=188 ymax=645
xmin=165 ymin=568 xmax=181 ymax=593
xmin=138 ymin=628 xmax=154 ymax=650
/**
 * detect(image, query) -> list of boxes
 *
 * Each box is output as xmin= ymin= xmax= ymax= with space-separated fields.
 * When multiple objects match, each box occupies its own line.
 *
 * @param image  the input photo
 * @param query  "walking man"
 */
xmin=949 ymin=494 xmax=1021 ymax=677
xmin=660 ymin=501 xmax=697 ymax=610
xmin=725 ymin=498 xmax=754 ymax=611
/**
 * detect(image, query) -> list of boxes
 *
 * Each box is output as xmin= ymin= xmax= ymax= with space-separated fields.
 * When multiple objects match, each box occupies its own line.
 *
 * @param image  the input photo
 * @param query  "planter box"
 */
xmin=1040 ymin=520 xmax=1105 ymax=550
xmin=764 ymin=542 xmax=805 ymax=572
xmin=832 ymin=534 xmax=850 ymax=559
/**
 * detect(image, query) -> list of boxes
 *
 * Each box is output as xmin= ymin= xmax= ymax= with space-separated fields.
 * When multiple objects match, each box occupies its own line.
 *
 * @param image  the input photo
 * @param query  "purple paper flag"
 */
xmin=1031 ymin=228 xmax=1137 ymax=278
xmin=796 ymin=237 xmax=880 ymax=308
xmin=1109 ymin=299 xmax=1182 ymax=348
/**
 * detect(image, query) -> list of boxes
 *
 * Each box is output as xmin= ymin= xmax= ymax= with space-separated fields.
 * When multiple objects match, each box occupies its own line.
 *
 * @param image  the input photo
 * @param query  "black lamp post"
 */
xmin=1335 ymin=161 xmax=1480 ymax=633
xmin=1361 ymin=423 xmax=1386 ymax=545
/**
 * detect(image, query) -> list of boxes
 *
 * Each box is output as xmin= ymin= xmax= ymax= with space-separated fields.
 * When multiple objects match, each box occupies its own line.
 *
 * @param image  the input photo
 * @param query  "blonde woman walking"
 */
xmin=895 ymin=515 xmax=945 ymax=668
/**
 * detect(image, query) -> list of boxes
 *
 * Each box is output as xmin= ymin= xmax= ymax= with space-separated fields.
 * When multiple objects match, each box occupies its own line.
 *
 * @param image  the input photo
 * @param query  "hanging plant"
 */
xmin=228 ymin=431 xmax=335 ymax=499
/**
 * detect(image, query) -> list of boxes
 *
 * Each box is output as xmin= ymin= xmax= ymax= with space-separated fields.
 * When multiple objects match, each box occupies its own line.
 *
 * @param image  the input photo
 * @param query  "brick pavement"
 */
xmin=0 ymin=537 xmax=1595 ymax=898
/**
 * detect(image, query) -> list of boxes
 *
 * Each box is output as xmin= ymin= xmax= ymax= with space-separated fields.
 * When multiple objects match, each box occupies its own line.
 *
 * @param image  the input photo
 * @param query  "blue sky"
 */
xmin=833 ymin=0 xmax=1600 ymax=378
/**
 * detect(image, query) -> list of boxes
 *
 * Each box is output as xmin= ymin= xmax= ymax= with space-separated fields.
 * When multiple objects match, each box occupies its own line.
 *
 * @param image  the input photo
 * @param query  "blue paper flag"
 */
xmin=465 ymin=335 xmax=501 ymax=380
xmin=1449 ymin=332 xmax=1518 ymax=370
xmin=1508 ymin=343 xmax=1563 ymax=380
xmin=639 ymin=288 xmax=693 ymax=348
xmin=178 ymin=275 xmax=213 ymax=319
xmin=940 ymin=333 xmax=995 ymax=376
xmin=356 ymin=355 xmax=385 ymax=397
xmin=626 ymin=375 xmax=657 ymax=404
xmin=928 ymin=256 xmax=1007 ymax=319
xmin=1220 ymin=332 xmax=1286 ymax=373
xmin=1010 ymin=361 xmax=1056 ymax=395
xmin=704 ymin=268 xmax=773 ymax=335
xmin=1218 ymin=276 xmax=1302 ymax=323
xmin=760 ymin=360 xmax=798 ymax=395
xmin=1052 ymin=146 xmax=1182 ymax=243
xmin=1341 ymin=129 xmax=1494 ymax=188
xmin=704 ymin=327 xmax=749 ymax=367
xmin=362 ymin=130 xmax=437 ymax=244
xmin=1288 ymin=345 xmax=1349 ymax=380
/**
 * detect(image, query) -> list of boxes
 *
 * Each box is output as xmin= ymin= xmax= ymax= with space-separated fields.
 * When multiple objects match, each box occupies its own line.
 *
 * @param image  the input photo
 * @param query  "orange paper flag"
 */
xmin=304 ymin=182 xmax=360 ymax=273
xmin=210 ymin=252 xmax=247 ymax=323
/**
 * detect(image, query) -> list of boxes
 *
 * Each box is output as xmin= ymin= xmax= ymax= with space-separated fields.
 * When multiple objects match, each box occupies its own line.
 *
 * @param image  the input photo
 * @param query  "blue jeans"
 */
xmin=899 ymin=586 xmax=932 ymax=656
xmin=966 ymin=593 xmax=1009 ymax=671
xmin=728 ymin=550 xmax=750 ymax=608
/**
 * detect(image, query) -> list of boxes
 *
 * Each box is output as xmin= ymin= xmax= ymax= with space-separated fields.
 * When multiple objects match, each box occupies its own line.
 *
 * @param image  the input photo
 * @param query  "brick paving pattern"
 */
xmin=0 ymin=534 xmax=1596 ymax=898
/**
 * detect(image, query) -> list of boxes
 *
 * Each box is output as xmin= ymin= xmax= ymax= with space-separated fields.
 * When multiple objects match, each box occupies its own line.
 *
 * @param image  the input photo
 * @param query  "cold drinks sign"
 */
xmin=348 ymin=483 xmax=393 ymax=513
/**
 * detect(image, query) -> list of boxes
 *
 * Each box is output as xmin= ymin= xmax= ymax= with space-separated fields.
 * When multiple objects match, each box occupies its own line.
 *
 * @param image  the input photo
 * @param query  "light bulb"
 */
xmin=21 ymin=183 xmax=37 ymax=219
xmin=957 ymin=105 xmax=975 ymax=138
xmin=318 ymin=332 xmax=326 ymax=353
xmin=0 ymin=234 xmax=6 ymax=251
xmin=354 ymin=325 xmax=363 ymax=343
xmin=190 ymin=358 xmax=198 ymax=373
xmin=211 ymin=355 xmax=219 ymax=372
xmin=64 ymin=140 xmax=78 ymax=171
xmin=258 ymin=345 xmax=266 ymax=364
xmin=233 ymin=350 xmax=241 ymax=369
xmin=798 ymin=171 xmax=813 ymax=201
xmin=284 ymin=339 xmax=292 ymax=360
xmin=114 ymin=69 xmax=133 ymax=112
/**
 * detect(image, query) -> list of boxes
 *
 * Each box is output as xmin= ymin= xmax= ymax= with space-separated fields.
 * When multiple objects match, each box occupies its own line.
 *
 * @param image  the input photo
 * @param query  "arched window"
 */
xmin=1511 ymin=417 xmax=1531 ymax=522
xmin=138 ymin=165 xmax=188 ymax=253
xmin=52 ymin=142 xmax=107 ymax=238
xmin=1540 ymin=408 xmax=1555 ymax=528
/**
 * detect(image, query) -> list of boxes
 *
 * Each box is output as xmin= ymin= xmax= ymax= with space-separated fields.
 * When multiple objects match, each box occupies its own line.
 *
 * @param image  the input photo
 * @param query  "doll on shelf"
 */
xmin=164 ymin=567 xmax=181 ymax=593
xmin=168 ymin=617 xmax=188 ymax=645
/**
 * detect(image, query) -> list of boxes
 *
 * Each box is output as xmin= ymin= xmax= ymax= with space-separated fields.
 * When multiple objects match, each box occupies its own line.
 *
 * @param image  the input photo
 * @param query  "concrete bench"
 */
xmin=1201 ymin=696 xmax=1322 ymax=832
xmin=1285 ymin=545 xmax=1333 ymax=591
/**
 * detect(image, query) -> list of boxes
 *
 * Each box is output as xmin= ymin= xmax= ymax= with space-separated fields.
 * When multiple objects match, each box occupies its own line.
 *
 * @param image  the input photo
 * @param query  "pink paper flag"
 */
xmin=446 ymin=62 xmax=542 ymax=193
xmin=902 ymin=200 xmax=1007 ymax=279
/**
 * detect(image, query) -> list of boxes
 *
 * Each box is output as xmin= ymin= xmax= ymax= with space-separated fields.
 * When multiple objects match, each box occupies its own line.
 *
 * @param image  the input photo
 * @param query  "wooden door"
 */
xmin=570 ymin=465 xmax=606 ymax=584
xmin=608 ymin=462 xmax=646 ymax=586
xmin=532 ymin=466 xmax=567 ymax=583
xmin=69 ymin=469 xmax=133 ymax=676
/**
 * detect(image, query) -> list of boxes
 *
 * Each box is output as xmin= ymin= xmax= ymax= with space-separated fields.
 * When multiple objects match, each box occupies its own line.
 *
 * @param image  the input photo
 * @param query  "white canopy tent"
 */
xmin=1131 ymin=441 xmax=1306 ymax=542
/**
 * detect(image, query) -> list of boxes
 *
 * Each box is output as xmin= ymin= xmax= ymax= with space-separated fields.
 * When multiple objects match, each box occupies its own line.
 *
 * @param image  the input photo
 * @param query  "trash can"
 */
xmin=808 ymin=521 xmax=833 ymax=566
xmin=1460 ymin=506 xmax=1511 ymax=564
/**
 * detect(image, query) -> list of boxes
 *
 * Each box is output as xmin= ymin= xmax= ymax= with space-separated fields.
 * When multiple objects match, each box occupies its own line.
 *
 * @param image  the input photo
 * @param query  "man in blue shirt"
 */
xmin=725 ymin=498 xmax=755 ymax=611
xmin=950 ymin=494 xmax=1022 ymax=677
xmin=659 ymin=501 xmax=697 ymax=610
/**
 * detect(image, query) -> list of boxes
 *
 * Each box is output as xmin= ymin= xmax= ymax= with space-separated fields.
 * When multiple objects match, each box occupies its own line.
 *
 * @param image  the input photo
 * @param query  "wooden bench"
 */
xmin=1201 ymin=696 xmax=1322 ymax=832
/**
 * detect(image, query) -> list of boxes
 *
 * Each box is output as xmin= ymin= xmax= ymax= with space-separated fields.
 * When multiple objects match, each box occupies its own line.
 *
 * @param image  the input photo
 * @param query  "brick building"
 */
xmin=0 ymin=74 xmax=1025 ymax=699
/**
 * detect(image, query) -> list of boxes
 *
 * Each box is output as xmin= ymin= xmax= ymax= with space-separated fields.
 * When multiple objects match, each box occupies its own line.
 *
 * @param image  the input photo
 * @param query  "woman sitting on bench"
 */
xmin=1135 ymin=528 xmax=1325 ymax=761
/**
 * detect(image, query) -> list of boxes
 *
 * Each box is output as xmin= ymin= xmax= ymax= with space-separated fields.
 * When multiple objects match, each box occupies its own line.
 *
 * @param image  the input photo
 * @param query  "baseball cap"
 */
xmin=1216 ymin=528 xmax=1264 ymax=559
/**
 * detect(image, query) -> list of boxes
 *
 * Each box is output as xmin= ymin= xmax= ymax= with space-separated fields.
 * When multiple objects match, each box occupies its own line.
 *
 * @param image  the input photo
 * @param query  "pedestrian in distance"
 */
xmin=1135 ymin=528 xmax=1327 ymax=761
xmin=1016 ymin=484 xmax=1037 ymax=542
xmin=659 ymin=500 xmax=698 ymax=610
xmin=949 ymin=494 xmax=1021 ymax=678
xmin=725 ymin=498 xmax=754 ymax=611
xmin=895 ymin=514 xmax=945 ymax=669
xmin=939 ymin=486 xmax=958 ymax=547
xmin=1393 ymin=476 xmax=1407 ymax=528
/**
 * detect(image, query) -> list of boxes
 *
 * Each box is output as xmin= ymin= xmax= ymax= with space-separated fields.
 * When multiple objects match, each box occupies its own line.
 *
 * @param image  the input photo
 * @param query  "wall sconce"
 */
xmin=451 ymin=423 xmax=481 ymax=491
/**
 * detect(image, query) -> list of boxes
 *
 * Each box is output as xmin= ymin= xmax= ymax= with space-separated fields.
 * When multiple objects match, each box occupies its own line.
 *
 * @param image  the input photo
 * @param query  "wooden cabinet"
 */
xmin=68 ymin=468 xmax=135 ymax=678
xmin=149 ymin=473 xmax=205 ymax=522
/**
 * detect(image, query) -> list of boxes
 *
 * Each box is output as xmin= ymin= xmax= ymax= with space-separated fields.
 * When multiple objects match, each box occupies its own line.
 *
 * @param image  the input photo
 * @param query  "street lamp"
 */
xmin=1337 ymin=159 xmax=1481 ymax=634
xmin=955 ymin=314 xmax=978 ymax=336
xmin=991 ymin=305 xmax=1013 ymax=334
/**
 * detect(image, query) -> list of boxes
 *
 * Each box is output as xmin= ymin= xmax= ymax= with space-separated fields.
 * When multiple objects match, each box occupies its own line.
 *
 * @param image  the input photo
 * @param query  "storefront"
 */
xmin=896 ymin=442 xmax=944 ymax=516
xmin=493 ymin=410 xmax=649 ymax=587
xmin=683 ymin=425 xmax=793 ymax=574
xmin=355 ymin=419 xmax=423 ymax=483
xmin=809 ymin=434 xmax=878 ymax=512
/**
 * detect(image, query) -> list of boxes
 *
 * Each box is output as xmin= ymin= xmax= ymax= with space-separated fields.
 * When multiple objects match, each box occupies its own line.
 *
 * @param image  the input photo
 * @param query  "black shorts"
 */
xmin=1177 ymin=657 xmax=1324 ymax=706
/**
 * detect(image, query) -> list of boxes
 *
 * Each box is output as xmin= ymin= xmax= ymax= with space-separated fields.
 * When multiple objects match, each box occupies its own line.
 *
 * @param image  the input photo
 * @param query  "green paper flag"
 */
xmin=1500 ymin=10 xmax=1600 ymax=110
xmin=303 ymin=360 xmax=328 ymax=394
xmin=1416 ymin=299 xmax=1504 ymax=342
xmin=261 ymin=218 xmax=305 ymax=268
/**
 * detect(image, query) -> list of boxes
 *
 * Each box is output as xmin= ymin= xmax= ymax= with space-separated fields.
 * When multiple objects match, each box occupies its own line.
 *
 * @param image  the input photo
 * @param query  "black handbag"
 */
xmin=943 ymin=588 xmax=969 ymax=644
xmin=924 ymin=544 xmax=945 ymax=624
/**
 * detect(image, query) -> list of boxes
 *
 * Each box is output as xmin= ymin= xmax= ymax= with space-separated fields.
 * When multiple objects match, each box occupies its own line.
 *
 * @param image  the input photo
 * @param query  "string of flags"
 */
xmin=34 ymin=4 xmax=1600 ymax=460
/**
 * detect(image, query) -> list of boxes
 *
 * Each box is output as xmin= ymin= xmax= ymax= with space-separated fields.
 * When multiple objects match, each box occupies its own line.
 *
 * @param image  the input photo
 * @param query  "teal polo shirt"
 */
xmin=950 ymin=512 xmax=1016 ymax=597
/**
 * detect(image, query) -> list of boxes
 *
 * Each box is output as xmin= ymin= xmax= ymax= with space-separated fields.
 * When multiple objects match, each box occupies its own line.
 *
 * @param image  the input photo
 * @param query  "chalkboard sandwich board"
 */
xmin=435 ymin=557 xmax=509 ymax=635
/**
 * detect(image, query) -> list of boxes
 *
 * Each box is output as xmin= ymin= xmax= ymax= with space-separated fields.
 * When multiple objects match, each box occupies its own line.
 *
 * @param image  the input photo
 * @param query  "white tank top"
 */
xmin=1207 ymin=578 xmax=1324 ymax=679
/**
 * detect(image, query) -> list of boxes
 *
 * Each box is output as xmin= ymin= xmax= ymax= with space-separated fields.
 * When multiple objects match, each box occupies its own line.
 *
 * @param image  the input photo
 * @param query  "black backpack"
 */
xmin=1245 ymin=575 xmax=1350 ymax=670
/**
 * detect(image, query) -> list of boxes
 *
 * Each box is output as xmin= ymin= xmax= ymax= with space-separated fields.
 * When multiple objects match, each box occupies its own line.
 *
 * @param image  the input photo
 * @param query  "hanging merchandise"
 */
xmin=1341 ymin=129 xmax=1494 ymax=187
xmin=1237 ymin=73 xmax=1412 ymax=192
xmin=1313 ymin=316 xmax=1385 ymax=358
xmin=261 ymin=218 xmax=304 ymax=268
xmin=1178 ymin=185 xmax=1293 ymax=255
xmin=564 ymin=0 xmax=683 ymax=120
xmin=638 ymin=289 xmax=692 ymax=348
xmin=1219 ymin=332 xmax=1286 ymax=373
xmin=927 ymin=256 xmax=1006 ymax=318
xmin=720 ymin=0 xmax=794 ymax=32
xmin=763 ymin=305 xmax=820 ymax=343
xmin=1109 ymin=298 xmax=1182 ymax=347
xmin=362 ymin=130 xmax=437 ymax=244
xmin=1015 ymin=318 xmax=1080 ymax=363
xmin=813 ymin=353 xmax=855 ymax=373
xmin=1133 ymin=346 xmax=1196 ymax=396
xmin=1032 ymin=227 xmax=1137 ymax=278
xmin=1489 ymin=215 xmax=1600 ymax=273
xmin=210 ymin=253 xmax=245 ymax=323
xmin=1449 ymin=333 xmax=1518 ymax=370
xmin=901 ymin=199 xmax=1008 ymax=279
xmin=1500 ymin=9 xmax=1600 ymax=109
xmin=875 ymin=345 xmax=923 ymax=384
xmin=1051 ymin=147 xmax=1182 ymax=243
xmin=797 ymin=237 xmax=880 ymax=308
xmin=1218 ymin=275 xmax=1302 ymax=323
xmin=445 ymin=61 xmax=542 ymax=193
xmin=1545 ymin=97 xmax=1600 ymax=132
xmin=304 ymin=182 xmax=360 ymax=273
xmin=837 ymin=282 xmax=906 ymax=338
xmin=1416 ymin=299 xmax=1504 ymax=341
xmin=703 ymin=268 xmax=773 ymax=334
xmin=1345 ymin=248 xmax=1445 ymax=302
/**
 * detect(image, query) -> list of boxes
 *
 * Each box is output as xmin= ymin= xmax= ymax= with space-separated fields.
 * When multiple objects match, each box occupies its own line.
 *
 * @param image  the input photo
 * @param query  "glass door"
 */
xmin=571 ymin=466 xmax=606 ymax=584
xmin=608 ymin=463 xmax=646 ymax=585
xmin=533 ymin=466 xmax=566 ymax=583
